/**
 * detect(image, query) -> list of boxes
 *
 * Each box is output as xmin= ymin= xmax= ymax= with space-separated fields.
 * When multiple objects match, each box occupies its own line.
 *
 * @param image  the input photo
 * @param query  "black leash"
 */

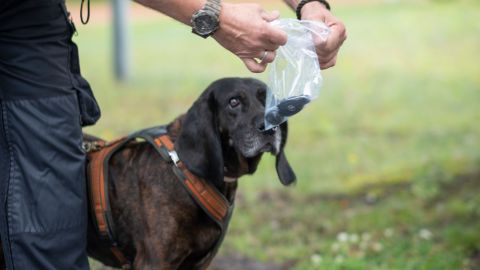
xmin=80 ymin=0 xmax=90 ymax=24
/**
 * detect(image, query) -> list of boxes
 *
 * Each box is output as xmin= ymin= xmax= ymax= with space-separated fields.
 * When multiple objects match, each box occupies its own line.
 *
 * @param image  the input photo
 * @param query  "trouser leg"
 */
xmin=0 ymin=95 xmax=90 ymax=270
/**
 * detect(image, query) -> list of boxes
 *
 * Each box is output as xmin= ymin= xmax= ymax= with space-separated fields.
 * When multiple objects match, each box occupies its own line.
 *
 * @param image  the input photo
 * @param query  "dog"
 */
xmin=0 ymin=78 xmax=296 ymax=270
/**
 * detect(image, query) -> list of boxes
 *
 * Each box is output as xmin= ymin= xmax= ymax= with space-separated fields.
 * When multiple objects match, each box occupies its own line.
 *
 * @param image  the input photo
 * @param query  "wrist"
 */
xmin=191 ymin=0 xmax=222 ymax=38
xmin=301 ymin=1 xmax=328 ymax=18
xmin=296 ymin=0 xmax=330 ymax=20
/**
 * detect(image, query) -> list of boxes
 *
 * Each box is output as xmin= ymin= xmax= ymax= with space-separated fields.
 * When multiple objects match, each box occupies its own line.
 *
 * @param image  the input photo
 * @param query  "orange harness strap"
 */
xmin=154 ymin=135 xmax=230 ymax=226
xmin=87 ymin=137 xmax=132 ymax=269
xmin=153 ymin=135 xmax=233 ymax=270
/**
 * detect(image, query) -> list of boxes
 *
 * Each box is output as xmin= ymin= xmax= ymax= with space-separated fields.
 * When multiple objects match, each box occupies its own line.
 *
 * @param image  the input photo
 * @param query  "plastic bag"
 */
xmin=264 ymin=19 xmax=330 ymax=130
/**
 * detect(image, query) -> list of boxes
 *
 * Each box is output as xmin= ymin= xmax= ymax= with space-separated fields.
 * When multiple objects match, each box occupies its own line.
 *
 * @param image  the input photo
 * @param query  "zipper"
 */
xmin=0 ymin=101 xmax=16 ymax=270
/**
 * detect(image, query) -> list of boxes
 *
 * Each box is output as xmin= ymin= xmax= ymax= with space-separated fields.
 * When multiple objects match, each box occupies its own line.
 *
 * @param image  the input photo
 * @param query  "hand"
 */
xmin=300 ymin=2 xmax=347 ymax=69
xmin=213 ymin=3 xmax=288 ymax=73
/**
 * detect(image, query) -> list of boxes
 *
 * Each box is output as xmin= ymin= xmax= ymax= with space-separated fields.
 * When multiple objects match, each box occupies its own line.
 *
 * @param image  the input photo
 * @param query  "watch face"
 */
xmin=193 ymin=12 xmax=218 ymax=36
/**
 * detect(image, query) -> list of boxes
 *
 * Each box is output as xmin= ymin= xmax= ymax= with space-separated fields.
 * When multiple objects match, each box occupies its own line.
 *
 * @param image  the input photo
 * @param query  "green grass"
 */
xmin=76 ymin=1 xmax=480 ymax=269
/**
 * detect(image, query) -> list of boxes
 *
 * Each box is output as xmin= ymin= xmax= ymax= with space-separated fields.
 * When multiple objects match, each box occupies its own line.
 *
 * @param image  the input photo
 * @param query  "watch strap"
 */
xmin=204 ymin=0 xmax=221 ymax=18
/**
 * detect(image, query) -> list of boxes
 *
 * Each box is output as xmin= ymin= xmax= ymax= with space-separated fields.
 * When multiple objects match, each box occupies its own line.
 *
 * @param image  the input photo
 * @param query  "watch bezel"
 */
xmin=191 ymin=9 xmax=219 ymax=37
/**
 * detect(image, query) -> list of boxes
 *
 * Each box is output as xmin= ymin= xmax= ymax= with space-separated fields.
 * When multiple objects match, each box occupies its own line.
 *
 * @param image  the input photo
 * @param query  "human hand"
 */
xmin=213 ymin=3 xmax=288 ymax=73
xmin=300 ymin=2 xmax=347 ymax=69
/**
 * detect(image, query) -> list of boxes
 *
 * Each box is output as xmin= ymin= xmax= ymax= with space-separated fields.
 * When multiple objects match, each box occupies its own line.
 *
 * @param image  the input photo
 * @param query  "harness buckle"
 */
xmin=168 ymin=150 xmax=180 ymax=165
xmin=82 ymin=141 xmax=103 ymax=152
xmin=158 ymin=145 xmax=181 ymax=166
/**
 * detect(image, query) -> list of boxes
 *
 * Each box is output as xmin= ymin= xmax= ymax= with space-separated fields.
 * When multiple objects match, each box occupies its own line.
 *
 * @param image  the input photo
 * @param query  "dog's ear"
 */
xmin=176 ymin=88 xmax=224 ymax=187
xmin=275 ymin=122 xmax=296 ymax=186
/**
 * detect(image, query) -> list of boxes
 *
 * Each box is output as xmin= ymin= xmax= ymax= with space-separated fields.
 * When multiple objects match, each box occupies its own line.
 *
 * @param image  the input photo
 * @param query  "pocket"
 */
xmin=60 ymin=2 xmax=101 ymax=127
xmin=4 ymin=95 xmax=87 ymax=234
xmin=69 ymin=40 xmax=101 ymax=126
xmin=73 ymin=72 xmax=101 ymax=126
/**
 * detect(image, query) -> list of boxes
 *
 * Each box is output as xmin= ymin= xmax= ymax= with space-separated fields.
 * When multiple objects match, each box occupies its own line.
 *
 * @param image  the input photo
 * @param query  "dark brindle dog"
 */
xmin=0 ymin=78 xmax=296 ymax=270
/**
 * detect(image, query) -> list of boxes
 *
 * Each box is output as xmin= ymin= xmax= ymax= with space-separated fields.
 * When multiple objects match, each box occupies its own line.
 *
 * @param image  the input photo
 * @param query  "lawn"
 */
xmin=73 ymin=0 xmax=480 ymax=269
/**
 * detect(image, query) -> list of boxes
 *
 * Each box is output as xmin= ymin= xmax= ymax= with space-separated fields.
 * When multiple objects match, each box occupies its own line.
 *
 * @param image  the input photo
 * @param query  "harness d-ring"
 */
xmin=80 ymin=0 xmax=90 ymax=24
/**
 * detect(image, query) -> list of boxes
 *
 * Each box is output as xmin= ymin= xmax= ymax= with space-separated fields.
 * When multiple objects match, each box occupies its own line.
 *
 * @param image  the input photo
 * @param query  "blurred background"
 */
xmin=69 ymin=0 xmax=480 ymax=269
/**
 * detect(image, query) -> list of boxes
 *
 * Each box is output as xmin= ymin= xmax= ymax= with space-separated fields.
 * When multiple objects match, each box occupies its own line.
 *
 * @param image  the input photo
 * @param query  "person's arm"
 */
xmin=135 ymin=0 xmax=288 ymax=73
xmin=283 ymin=0 xmax=347 ymax=69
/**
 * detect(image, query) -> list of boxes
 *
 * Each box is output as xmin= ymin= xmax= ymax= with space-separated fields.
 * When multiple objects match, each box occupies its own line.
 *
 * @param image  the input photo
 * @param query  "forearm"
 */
xmin=282 ymin=0 xmax=299 ymax=10
xmin=134 ymin=0 xmax=205 ymax=25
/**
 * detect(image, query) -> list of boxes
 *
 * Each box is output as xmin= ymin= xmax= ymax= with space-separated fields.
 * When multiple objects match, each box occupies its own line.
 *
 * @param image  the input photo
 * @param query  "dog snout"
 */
xmin=256 ymin=120 xmax=276 ymax=136
xmin=255 ymin=116 xmax=270 ymax=133
xmin=257 ymin=121 xmax=266 ymax=132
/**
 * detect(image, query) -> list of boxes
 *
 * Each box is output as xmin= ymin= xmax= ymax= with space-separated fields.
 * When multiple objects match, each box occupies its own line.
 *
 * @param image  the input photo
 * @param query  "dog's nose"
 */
xmin=257 ymin=121 xmax=266 ymax=132
xmin=257 ymin=121 xmax=276 ymax=135
xmin=256 ymin=116 xmax=268 ymax=131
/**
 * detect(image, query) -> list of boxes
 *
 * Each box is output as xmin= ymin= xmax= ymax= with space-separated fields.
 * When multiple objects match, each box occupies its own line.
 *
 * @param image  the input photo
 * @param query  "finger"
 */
xmin=242 ymin=58 xmax=267 ymax=73
xmin=264 ymin=42 xmax=280 ymax=52
xmin=256 ymin=50 xmax=276 ymax=64
xmin=318 ymin=22 xmax=347 ymax=53
xmin=262 ymin=50 xmax=276 ymax=64
xmin=312 ymin=33 xmax=328 ymax=49
xmin=320 ymin=55 xmax=337 ymax=70
xmin=261 ymin=10 xmax=280 ymax=22
xmin=264 ymin=24 xmax=288 ymax=46
xmin=317 ymin=47 xmax=339 ymax=64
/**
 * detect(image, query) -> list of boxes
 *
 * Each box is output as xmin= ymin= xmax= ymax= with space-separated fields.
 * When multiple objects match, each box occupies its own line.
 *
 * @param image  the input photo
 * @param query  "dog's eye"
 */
xmin=229 ymin=98 xmax=240 ymax=108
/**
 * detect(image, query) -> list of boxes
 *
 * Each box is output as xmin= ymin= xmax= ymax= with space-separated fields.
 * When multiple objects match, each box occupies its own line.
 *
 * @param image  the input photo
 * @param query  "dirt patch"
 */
xmin=469 ymin=250 xmax=480 ymax=270
xmin=209 ymin=254 xmax=290 ymax=270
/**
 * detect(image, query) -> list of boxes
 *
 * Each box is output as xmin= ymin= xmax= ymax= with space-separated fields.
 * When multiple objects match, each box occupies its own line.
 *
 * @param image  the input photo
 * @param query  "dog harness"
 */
xmin=85 ymin=126 xmax=234 ymax=270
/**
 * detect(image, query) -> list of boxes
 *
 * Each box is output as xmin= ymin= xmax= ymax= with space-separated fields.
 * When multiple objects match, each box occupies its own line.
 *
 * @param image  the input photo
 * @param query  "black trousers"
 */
xmin=0 ymin=0 xmax=100 ymax=269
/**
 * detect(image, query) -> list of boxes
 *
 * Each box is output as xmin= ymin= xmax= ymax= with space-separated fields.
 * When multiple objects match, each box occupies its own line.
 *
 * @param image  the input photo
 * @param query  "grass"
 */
xmin=74 ymin=1 xmax=480 ymax=269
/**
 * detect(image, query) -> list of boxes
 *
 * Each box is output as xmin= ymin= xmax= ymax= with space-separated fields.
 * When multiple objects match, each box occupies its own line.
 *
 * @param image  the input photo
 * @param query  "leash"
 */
xmin=85 ymin=126 xmax=234 ymax=269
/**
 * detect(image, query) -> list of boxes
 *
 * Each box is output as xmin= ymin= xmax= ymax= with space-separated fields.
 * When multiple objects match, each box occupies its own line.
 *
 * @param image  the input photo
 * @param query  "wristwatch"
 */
xmin=191 ymin=0 xmax=222 ymax=38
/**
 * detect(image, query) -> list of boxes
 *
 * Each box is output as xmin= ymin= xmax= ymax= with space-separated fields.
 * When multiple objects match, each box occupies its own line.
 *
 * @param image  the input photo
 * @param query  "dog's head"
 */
xmin=175 ymin=78 xmax=296 ymax=188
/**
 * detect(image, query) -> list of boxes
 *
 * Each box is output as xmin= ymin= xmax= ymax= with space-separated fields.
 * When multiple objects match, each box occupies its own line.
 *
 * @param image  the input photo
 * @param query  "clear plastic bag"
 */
xmin=264 ymin=19 xmax=330 ymax=130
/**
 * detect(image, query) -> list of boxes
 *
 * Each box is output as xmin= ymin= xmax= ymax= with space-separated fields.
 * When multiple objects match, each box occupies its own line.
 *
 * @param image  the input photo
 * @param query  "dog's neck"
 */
xmin=222 ymin=181 xmax=238 ymax=203
xmin=167 ymin=115 xmax=239 ymax=201
xmin=165 ymin=114 xmax=185 ymax=141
